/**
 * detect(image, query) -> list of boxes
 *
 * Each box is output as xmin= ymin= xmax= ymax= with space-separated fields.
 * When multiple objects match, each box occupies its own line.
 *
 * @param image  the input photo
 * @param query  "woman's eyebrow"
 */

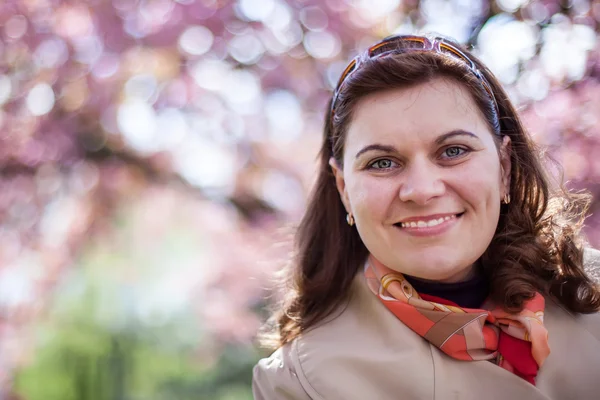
xmin=435 ymin=130 xmax=480 ymax=144
xmin=354 ymin=130 xmax=480 ymax=159
xmin=355 ymin=144 xmax=397 ymax=159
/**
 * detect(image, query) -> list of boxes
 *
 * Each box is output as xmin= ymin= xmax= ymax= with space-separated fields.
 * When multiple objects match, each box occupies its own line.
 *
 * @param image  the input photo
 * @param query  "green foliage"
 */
xmin=14 ymin=269 xmax=259 ymax=400
xmin=15 ymin=321 xmax=259 ymax=400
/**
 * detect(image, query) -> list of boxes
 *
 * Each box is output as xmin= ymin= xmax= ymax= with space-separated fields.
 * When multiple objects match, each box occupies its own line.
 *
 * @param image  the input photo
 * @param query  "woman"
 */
xmin=252 ymin=34 xmax=600 ymax=399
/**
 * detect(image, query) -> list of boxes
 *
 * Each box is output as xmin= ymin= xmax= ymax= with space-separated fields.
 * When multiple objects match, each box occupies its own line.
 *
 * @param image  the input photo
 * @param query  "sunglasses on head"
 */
xmin=330 ymin=35 xmax=499 ymax=122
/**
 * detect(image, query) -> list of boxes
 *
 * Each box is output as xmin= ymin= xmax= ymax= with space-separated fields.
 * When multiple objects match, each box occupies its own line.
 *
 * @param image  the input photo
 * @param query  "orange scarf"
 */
xmin=365 ymin=256 xmax=550 ymax=385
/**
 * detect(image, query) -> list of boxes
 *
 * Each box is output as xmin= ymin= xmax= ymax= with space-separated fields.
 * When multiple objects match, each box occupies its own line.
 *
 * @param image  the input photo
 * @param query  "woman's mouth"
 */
xmin=394 ymin=213 xmax=464 ymax=236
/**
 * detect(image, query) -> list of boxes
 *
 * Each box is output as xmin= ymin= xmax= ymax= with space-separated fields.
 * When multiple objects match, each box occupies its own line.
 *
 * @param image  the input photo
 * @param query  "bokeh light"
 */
xmin=1 ymin=0 xmax=600 ymax=398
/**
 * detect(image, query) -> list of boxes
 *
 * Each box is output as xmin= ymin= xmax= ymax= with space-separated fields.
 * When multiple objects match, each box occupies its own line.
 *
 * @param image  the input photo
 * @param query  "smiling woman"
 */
xmin=253 ymin=34 xmax=600 ymax=400
xmin=331 ymin=80 xmax=510 ymax=284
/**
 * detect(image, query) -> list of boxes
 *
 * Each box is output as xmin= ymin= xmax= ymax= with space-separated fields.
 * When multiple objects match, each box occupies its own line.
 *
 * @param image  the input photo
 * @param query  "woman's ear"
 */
xmin=500 ymin=135 xmax=512 ymax=196
xmin=329 ymin=157 xmax=351 ymax=213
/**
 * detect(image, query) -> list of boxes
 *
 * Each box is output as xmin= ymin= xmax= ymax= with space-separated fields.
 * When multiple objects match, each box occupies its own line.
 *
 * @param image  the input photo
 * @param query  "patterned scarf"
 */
xmin=365 ymin=256 xmax=551 ymax=385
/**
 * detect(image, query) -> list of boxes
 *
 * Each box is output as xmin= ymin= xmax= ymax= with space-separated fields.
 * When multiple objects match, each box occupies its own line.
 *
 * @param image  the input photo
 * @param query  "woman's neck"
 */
xmin=404 ymin=269 xmax=489 ymax=309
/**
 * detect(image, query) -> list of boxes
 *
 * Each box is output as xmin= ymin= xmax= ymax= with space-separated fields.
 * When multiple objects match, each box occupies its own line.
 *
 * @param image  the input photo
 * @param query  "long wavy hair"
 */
xmin=260 ymin=36 xmax=600 ymax=349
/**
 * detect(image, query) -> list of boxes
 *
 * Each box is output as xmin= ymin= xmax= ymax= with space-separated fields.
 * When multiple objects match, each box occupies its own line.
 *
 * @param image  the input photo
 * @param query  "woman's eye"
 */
xmin=370 ymin=159 xmax=396 ymax=169
xmin=442 ymin=146 xmax=467 ymax=159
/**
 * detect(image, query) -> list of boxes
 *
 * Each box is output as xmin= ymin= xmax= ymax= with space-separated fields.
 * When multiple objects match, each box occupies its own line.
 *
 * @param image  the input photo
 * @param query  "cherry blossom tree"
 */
xmin=1 ymin=0 xmax=599 ymax=397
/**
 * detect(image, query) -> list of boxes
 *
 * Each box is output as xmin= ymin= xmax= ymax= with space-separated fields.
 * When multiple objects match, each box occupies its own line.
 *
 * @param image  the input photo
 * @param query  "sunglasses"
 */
xmin=330 ymin=35 xmax=499 ymax=121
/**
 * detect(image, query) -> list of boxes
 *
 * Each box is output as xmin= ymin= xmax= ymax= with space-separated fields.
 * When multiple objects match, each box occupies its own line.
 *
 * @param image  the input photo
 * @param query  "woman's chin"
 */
xmin=393 ymin=256 xmax=476 ymax=283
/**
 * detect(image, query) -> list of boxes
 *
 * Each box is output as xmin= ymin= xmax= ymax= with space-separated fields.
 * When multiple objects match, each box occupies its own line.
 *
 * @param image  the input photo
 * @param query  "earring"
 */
xmin=346 ymin=213 xmax=355 ymax=226
xmin=503 ymin=193 xmax=511 ymax=204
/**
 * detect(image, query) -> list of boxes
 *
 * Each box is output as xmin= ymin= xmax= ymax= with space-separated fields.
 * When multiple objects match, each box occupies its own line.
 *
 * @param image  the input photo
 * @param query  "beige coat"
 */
xmin=253 ymin=249 xmax=600 ymax=399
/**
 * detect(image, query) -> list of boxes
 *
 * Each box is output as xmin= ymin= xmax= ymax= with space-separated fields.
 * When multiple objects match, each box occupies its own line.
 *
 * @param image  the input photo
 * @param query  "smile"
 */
xmin=394 ymin=213 xmax=464 ymax=236
xmin=398 ymin=214 xmax=456 ymax=228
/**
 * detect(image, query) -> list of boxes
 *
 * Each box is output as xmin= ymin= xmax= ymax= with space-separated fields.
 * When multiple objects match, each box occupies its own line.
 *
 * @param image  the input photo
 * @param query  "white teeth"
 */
xmin=400 ymin=214 xmax=457 ymax=228
xmin=426 ymin=218 xmax=445 ymax=227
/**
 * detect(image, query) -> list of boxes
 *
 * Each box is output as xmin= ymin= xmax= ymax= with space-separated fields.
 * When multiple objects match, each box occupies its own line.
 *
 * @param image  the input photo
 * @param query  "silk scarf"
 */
xmin=365 ymin=256 xmax=551 ymax=385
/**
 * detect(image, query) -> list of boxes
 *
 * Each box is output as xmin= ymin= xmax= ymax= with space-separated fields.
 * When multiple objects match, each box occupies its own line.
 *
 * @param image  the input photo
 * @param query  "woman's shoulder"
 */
xmin=295 ymin=273 xmax=429 ymax=350
xmin=252 ymin=343 xmax=314 ymax=400
xmin=251 ymin=282 xmax=368 ymax=400
xmin=538 ymin=292 xmax=600 ymax=397
xmin=252 ymin=275 xmax=434 ymax=400
xmin=545 ymin=299 xmax=600 ymax=341
xmin=578 ymin=307 xmax=600 ymax=343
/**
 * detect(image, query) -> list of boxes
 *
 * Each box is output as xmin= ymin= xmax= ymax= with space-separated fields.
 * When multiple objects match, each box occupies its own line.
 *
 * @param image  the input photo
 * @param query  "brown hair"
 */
xmin=261 ymin=37 xmax=600 ymax=348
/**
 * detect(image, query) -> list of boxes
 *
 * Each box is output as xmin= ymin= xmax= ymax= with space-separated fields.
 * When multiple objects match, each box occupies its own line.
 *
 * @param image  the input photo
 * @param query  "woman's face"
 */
xmin=330 ymin=77 xmax=511 ymax=283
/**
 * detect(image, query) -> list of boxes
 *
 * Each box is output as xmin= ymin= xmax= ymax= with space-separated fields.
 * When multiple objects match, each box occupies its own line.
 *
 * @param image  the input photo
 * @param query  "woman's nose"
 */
xmin=398 ymin=160 xmax=445 ymax=205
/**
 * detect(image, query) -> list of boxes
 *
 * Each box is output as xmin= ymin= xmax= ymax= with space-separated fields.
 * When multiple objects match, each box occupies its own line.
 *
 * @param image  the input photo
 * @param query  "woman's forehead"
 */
xmin=345 ymin=78 xmax=491 ymax=150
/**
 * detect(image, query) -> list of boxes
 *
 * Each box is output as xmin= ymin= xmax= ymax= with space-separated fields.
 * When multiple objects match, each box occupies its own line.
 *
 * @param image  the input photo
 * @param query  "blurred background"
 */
xmin=1 ymin=0 xmax=600 ymax=398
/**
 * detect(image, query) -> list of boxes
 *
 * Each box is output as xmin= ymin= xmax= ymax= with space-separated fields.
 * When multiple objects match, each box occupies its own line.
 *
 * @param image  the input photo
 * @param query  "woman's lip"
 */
xmin=397 ymin=212 xmax=463 ymax=224
xmin=394 ymin=213 xmax=462 ymax=237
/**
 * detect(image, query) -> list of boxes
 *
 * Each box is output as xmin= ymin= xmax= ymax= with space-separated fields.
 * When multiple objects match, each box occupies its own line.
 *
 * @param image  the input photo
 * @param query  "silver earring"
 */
xmin=346 ymin=213 xmax=355 ymax=226
xmin=503 ymin=193 xmax=511 ymax=204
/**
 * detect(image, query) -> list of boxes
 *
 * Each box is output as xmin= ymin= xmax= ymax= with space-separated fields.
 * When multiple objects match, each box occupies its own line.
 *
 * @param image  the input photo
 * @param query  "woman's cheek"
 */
xmin=351 ymin=178 xmax=395 ymax=214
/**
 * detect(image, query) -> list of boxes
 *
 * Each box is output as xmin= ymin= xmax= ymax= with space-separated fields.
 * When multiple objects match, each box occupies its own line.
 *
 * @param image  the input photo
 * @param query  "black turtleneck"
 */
xmin=403 ymin=272 xmax=490 ymax=309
